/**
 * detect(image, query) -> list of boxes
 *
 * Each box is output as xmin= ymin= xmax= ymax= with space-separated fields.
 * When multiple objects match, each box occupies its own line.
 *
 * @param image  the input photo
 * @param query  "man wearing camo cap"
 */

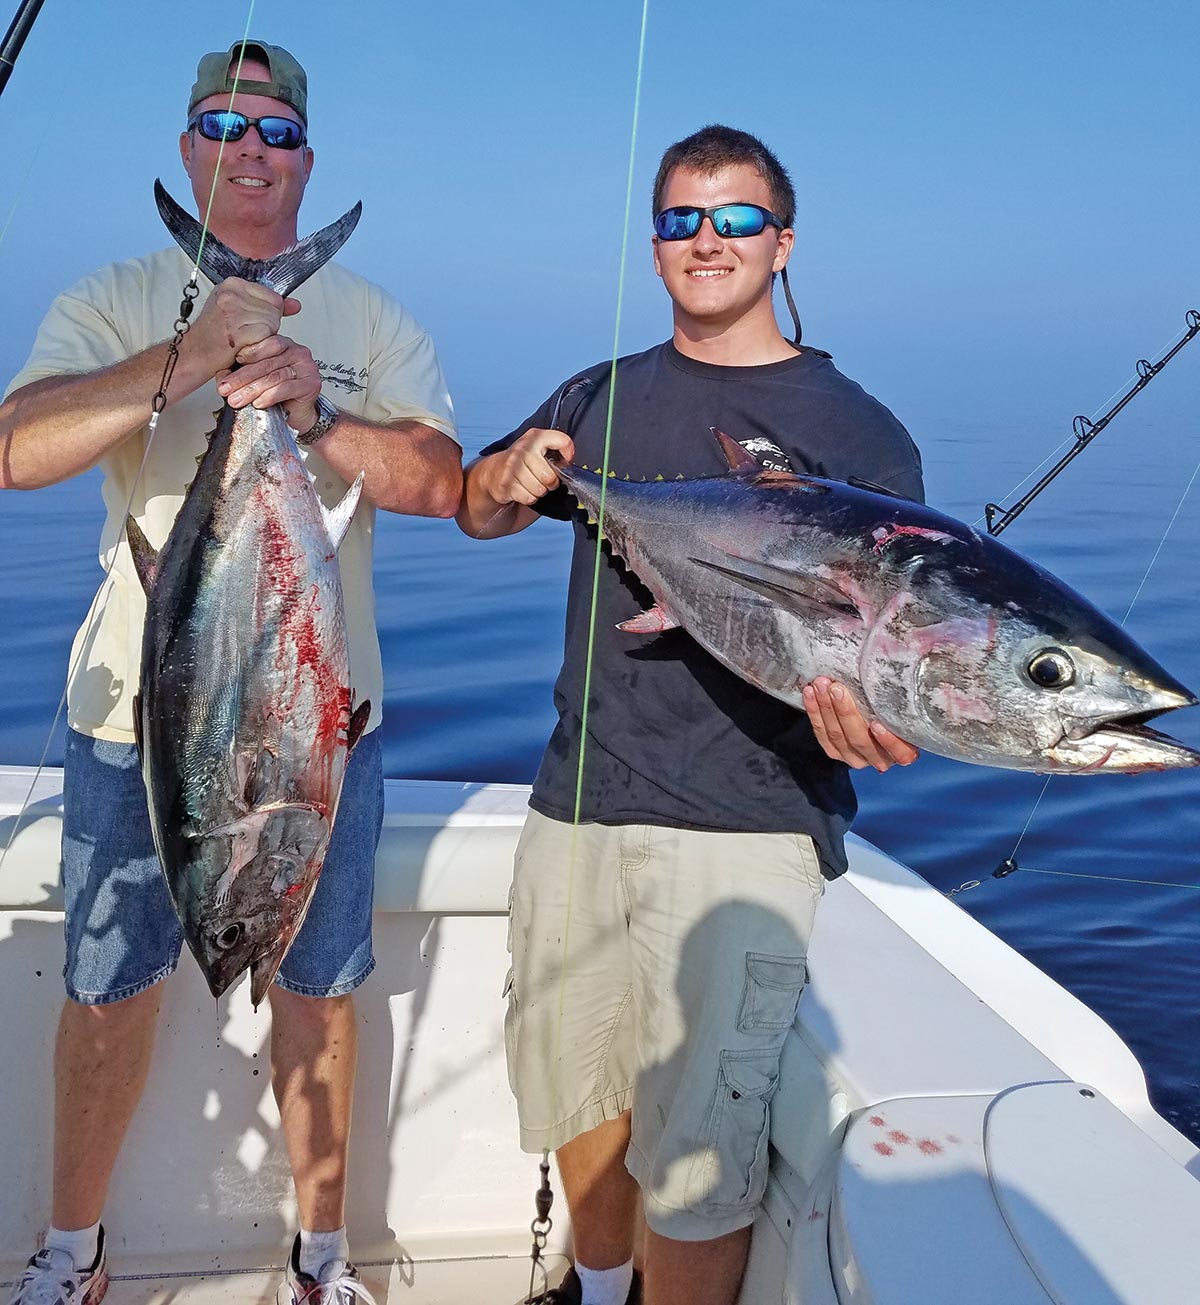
xmin=1 ymin=39 xmax=461 ymax=1305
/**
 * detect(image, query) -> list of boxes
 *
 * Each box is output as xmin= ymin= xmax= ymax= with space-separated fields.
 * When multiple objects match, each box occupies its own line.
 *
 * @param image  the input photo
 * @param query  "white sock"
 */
xmin=577 ymin=1259 xmax=635 ymax=1305
xmin=44 ymin=1223 xmax=101 ymax=1273
xmin=299 ymin=1226 xmax=349 ymax=1280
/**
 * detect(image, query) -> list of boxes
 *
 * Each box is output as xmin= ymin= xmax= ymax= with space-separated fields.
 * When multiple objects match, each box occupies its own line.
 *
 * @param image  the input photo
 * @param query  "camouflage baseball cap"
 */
xmin=188 ymin=40 xmax=308 ymax=124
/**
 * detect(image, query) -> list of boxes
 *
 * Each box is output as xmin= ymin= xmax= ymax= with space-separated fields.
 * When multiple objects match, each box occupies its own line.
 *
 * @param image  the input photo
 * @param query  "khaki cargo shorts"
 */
xmin=504 ymin=810 xmax=824 ymax=1241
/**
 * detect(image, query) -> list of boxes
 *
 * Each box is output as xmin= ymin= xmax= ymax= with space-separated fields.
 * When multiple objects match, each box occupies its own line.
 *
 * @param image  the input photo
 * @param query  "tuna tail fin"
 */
xmin=125 ymin=516 xmax=159 ymax=594
xmin=153 ymin=180 xmax=363 ymax=296
xmin=320 ymin=472 xmax=365 ymax=551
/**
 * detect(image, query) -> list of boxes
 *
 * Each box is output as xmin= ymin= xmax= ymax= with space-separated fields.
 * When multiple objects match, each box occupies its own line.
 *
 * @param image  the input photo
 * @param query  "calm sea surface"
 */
xmin=1 ymin=405 xmax=1198 ymax=1145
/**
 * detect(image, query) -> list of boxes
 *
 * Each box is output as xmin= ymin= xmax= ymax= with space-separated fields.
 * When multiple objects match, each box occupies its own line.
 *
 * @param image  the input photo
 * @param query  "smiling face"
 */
xmin=179 ymin=57 xmax=314 ymax=258
xmin=653 ymin=162 xmax=794 ymax=360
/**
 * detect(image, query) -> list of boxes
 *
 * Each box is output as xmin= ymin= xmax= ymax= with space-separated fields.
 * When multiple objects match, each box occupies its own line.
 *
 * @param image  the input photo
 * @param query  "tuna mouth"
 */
xmin=1056 ymin=711 xmax=1200 ymax=772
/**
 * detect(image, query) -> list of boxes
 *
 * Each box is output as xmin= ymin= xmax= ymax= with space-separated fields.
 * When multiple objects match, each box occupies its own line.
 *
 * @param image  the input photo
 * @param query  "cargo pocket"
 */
xmin=737 ymin=952 xmax=808 ymax=1033
xmin=699 ymin=1049 xmax=782 ymax=1213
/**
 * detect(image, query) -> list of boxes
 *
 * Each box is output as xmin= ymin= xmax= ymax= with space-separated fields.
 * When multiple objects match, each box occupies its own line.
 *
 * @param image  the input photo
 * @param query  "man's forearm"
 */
xmin=0 ymin=337 xmax=219 ymax=491
xmin=313 ymin=416 xmax=462 ymax=518
xmin=455 ymin=455 xmax=537 ymax=538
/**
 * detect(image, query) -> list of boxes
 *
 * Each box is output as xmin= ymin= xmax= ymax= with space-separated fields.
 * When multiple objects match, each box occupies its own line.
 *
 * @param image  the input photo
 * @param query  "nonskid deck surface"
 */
xmin=0 ymin=1251 xmax=569 ymax=1304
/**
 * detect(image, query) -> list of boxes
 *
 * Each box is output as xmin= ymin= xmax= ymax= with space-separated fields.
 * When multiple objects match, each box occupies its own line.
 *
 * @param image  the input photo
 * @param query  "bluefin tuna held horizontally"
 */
xmin=556 ymin=431 xmax=1199 ymax=773
xmin=124 ymin=182 xmax=370 ymax=1004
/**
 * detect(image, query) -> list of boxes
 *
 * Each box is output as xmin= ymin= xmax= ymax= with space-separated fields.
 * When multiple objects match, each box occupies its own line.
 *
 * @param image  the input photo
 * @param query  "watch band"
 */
xmin=296 ymin=395 xmax=340 ymax=447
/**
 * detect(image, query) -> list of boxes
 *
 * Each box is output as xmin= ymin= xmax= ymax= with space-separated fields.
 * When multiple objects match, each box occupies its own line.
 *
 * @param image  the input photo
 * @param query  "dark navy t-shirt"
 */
xmin=483 ymin=340 xmax=924 ymax=877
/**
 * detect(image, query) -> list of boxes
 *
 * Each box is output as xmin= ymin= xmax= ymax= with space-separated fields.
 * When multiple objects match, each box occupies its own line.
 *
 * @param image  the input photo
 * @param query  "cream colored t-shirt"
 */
xmin=5 ymin=246 xmax=457 ymax=743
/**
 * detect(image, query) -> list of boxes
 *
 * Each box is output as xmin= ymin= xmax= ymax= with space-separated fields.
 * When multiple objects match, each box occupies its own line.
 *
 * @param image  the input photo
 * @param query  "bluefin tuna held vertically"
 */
xmin=555 ymin=431 xmax=1198 ymax=773
xmin=125 ymin=183 xmax=370 ymax=1004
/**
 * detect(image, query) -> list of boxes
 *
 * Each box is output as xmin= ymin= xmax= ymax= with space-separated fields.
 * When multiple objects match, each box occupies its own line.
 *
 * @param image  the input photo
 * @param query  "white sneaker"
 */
xmin=276 ymin=1234 xmax=376 ymax=1305
xmin=8 ymin=1228 xmax=108 ymax=1305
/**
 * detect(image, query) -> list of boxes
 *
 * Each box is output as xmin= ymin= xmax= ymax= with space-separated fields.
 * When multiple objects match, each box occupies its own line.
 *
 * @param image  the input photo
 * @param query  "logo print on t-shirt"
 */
xmin=315 ymin=359 xmax=367 ymax=396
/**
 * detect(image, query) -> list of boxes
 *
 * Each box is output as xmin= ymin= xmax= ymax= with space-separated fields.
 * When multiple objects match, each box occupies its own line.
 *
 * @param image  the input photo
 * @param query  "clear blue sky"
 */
xmin=1 ymin=0 xmax=1197 ymax=448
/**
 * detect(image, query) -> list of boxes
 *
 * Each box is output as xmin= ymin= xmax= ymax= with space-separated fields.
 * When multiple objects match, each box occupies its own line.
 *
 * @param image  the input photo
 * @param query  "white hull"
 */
xmin=2 ymin=766 xmax=1197 ymax=1303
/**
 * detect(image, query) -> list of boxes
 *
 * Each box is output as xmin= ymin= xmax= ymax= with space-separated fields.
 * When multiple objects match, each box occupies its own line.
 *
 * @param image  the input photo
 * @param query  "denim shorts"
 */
xmin=61 ymin=725 xmax=384 ymax=1005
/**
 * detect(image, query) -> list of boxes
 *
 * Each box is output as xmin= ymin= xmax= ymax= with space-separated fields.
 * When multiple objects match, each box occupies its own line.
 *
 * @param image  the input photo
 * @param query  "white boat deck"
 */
xmin=2 ymin=768 xmax=1197 ymax=1303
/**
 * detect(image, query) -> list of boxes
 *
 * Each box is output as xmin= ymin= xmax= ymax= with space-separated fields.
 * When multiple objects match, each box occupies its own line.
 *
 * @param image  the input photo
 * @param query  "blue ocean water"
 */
xmin=1 ymin=404 xmax=1198 ymax=1145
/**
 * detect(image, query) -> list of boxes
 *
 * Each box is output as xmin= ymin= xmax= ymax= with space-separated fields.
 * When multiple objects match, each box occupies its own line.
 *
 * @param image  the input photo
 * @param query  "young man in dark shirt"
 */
xmin=457 ymin=125 xmax=920 ymax=1305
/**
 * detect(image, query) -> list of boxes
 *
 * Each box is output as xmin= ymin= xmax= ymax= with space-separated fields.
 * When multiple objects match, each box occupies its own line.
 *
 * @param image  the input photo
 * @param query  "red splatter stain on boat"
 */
xmin=918 ymin=1139 xmax=944 ymax=1156
xmin=869 ymin=1115 xmax=886 ymax=1127
xmin=873 ymin=1142 xmax=894 ymax=1157
xmin=888 ymin=1130 xmax=911 ymax=1145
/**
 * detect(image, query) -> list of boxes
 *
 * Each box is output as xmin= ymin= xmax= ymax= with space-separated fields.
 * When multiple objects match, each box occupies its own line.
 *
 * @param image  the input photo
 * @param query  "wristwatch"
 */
xmin=295 ymin=395 xmax=340 ymax=447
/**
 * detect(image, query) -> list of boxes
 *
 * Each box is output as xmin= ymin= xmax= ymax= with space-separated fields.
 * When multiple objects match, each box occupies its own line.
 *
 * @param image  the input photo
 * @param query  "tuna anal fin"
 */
xmin=691 ymin=554 xmax=863 ymax=621
xmin=321 ymin=473 xmax=365 ymax=551
xmin=617 ymin=604 xmax=680 ymax=634
xmin=125 ymin=516 xmax=159 ymax=595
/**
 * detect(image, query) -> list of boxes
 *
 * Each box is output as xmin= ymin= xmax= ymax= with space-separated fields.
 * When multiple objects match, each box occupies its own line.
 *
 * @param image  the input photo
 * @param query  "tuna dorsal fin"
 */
xmin=347 ymin=700 xmax=372 ymax=754
xmin=691 ymin=553 xmax=863 ymax=621
xmin=320 ymin=472 xmax=365 ymax=551
xmin=153 ymin=180 xmax=363 ymax=296
xmin=616 ymin=603 xmax=680 ymax=634
xmin=125 ymin=515 xmax=159 ymax=594
xmin=711 ymin=428 xmax=762 ymax=476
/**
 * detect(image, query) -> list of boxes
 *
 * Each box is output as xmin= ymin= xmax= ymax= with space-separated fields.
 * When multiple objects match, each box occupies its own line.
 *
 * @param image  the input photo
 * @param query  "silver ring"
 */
xmin=288 ymin=364 xmax=297 ymax=382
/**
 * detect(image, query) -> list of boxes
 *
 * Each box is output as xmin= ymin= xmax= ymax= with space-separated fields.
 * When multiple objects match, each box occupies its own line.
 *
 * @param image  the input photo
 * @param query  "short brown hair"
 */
xmin=652 ymin=124 xmax=795 ymax=227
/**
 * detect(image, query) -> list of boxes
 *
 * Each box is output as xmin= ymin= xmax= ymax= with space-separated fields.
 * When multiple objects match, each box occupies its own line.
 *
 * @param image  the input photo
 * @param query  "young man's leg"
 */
xmin=506 ymin=814 xmax=642 ymax=1302
xmin=625 ymin=827 xmax=825 ymax=1305
xmin=555 ymin=1110 xmax=639 ymax=1269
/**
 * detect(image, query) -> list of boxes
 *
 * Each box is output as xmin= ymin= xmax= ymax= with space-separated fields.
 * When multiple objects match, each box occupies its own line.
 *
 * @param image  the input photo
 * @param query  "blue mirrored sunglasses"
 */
xmin=187 ymin=109 xmax=307 ymax=150
xmin=653 ymin=203 xmax=783 ymax=241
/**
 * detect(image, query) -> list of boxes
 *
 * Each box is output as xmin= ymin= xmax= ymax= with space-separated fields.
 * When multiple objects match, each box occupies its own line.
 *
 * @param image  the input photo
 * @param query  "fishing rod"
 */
xmin=984 ymin=309 xmax=1200 ymax=536
xmin=0 ymin=0 xmax=46 ymax=101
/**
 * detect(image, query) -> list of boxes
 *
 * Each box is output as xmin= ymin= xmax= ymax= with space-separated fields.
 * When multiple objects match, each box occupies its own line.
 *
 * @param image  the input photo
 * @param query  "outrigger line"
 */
xmin=984 ymin=309 xmax=1200 ymax=536
xmin=524 ymin=4 xmax=651 ymax=1301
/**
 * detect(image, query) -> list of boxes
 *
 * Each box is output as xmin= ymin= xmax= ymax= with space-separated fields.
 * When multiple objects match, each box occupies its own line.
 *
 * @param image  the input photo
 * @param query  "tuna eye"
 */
xmin=1026 ymin=649 xmax=1075 ymax=689
xmin=213 ymin=923 xmax=244 ymax=951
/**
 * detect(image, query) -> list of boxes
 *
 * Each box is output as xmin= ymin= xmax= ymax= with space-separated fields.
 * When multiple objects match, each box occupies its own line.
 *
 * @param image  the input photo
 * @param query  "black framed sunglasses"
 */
xmin=187 ymin=109 xmax=307 ymax=151
xmin=653 ymin=203 xmax=784 ymax=241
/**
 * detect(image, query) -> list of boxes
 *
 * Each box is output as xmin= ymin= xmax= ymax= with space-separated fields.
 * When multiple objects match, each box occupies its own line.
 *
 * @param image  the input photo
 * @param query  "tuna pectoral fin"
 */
xmin=321 ymin=473 xmax=366 ymax=551
xmin=125 ymin=516 xmax=158 ymax=594
xmin=617 ymin=604 xmax=680 ymax=634
xmin=154 ymin=180 xmax=363 ymax=296
xmin=691 ymin=555 xmax=863 ymax=621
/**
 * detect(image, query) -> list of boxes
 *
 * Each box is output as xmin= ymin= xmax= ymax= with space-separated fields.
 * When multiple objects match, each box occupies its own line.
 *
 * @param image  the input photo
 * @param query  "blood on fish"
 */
xmin=871 ymin=523 xmax=954 ymax=556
